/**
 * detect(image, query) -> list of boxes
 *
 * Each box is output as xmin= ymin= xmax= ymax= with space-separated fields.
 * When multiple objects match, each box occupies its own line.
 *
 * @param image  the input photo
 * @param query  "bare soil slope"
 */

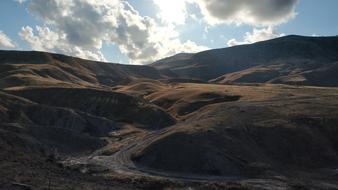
xmin=131 ymin=83 xmax=338 ymax=187
xmin=1 ymin=50 xmax=338 ymax=189
xmin=152 ymin=35 xmax=338 ymax=87
xmin=0 ymin=50 xmax=168 ymax=89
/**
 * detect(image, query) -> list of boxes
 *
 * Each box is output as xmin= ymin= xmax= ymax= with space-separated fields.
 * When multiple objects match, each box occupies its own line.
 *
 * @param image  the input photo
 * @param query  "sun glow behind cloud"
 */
xmin=153 ymin=0 xmax=188 ymax=25
xmin=4 ymin=0 xmax=316 ymax=64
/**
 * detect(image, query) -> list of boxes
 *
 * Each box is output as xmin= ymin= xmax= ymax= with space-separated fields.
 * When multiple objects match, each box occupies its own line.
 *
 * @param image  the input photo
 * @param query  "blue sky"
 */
xmin=0 ymin=0 xmax=337 ymax=64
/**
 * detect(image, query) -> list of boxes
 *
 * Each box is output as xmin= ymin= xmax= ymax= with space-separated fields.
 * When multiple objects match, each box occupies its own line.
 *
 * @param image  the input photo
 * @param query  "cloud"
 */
xmin=19 ymin=26 xmax=106 ymax=61
xmin=152 ymin=0 xmax=188 ymax=25
xmin=0 ymin=31 xmax=16 ymax=49
xmin=20 ymin=0 xmax=207 ymax=64
xmin=227 ymin=27 xmax=285 ymax=47
xmin=192 ymin=0 xmax=298 ymax=26
xmin=14 ymin=0 xmax=26 ymax=4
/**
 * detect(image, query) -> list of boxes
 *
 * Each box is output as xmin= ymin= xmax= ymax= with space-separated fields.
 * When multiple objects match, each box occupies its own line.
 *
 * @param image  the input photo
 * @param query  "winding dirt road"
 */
xmin=64 ymin=125 xmax=243 ymax=182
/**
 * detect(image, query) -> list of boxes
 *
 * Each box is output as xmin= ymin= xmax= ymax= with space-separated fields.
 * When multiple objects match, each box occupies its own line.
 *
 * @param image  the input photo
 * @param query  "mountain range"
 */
xmin=153 ymin=35 xmax=338 ymax=86
xmin=1 ymin=35 xmax=338 ymax=189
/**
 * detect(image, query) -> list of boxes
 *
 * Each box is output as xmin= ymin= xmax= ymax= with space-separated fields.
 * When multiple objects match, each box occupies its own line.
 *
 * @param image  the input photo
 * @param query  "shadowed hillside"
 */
xmin=152 ymin=35 xmax=338 ymax=87
xmin=8 ymin=87 xmax=175 ymax=128
xmin=0 ymin=50 xmax=169 ymax=89
xmin=1 ymin=38 xmax=338 ymax=189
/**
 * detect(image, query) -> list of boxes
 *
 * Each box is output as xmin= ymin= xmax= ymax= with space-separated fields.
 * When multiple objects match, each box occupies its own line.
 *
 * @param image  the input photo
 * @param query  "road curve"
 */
xmin=63 ymin=125 xmax=244 ymax=182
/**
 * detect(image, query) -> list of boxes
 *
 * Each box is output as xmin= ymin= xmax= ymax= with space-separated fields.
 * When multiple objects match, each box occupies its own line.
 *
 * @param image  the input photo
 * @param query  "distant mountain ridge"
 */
xmin=0 ymin=50 xmax=169 ymax=89
xmin=1 ymin=35 xmax=338 ymax=88
xmin=152 ymin=35 xmax=338 ymax=87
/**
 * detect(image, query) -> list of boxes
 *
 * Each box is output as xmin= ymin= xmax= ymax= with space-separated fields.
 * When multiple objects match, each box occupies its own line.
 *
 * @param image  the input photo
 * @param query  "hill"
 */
xmin=152 ymin=35 xmax=338 ymax=87
xmin=1 ymin=44 xmax=338 ymax=189
xmin=0 ymin=50 xmax=168 ymax=89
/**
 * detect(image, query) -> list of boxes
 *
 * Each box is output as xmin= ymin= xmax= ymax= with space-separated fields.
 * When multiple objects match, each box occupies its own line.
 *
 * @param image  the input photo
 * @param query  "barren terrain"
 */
xmin=1 ymin=36 xmax=338 ymax=189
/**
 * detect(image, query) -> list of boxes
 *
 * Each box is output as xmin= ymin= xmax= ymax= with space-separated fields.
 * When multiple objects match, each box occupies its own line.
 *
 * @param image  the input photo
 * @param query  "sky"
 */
xmin=0 ymin=0 xmax=337 ymax=64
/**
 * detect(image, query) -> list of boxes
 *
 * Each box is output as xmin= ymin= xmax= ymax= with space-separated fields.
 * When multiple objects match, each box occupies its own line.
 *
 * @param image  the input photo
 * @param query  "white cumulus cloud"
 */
xmin=19 ymin=0 xmax=207 ymax=64
xmin=227 ymin=27 xmax=285 ymax=47
xmin=0 ymin=31 xmax=16 ymax=49
xmin=19 ymin=26 xmax=106 ymax=61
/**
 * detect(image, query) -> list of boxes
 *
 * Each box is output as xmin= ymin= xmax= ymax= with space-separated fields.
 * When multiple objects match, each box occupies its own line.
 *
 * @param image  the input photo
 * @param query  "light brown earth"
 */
xmin=1 ymin=49 xmax=338 ymax=189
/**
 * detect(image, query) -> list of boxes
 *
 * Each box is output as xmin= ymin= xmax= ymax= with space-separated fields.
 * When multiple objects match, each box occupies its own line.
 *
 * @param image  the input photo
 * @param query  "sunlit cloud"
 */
xmin=227 ymin=27 xmax=285 ymax=47
xmin=10 ymin=0 xmax=304 ymax=64
xmin=153 ymin=0 xmax=188 ymax=25
xmin=18 ymin=0 xmax=207 ymax=64
xmin=0 ymin=31 xmax=16 ymax=49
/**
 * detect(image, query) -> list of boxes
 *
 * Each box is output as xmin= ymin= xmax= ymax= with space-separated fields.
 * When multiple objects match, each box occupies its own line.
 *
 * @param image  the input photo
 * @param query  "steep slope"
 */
xmin=152 ymin=35 xmax=338 ymax=86
xmin=1 ymin=48 xmax=338 ymax=189
xmin=132 ymin=83 xmax=338 ymax=179
xmin=0 ymin=50 xmax=167 ymax=89
xmin=0 ymin=91 xmax=113 ymax=154
xmin=7 ymin=87 xmax=175 ymax=128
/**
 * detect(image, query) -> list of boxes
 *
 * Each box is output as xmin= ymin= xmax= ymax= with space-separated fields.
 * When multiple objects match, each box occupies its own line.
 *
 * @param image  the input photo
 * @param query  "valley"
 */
xmin=1 ymin=35 xmax=338 ymax=189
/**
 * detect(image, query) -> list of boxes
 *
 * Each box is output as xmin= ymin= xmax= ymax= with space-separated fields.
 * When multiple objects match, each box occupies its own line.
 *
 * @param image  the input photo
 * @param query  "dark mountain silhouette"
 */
xmin=152 ymin=35 xmax=338 ymax=86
